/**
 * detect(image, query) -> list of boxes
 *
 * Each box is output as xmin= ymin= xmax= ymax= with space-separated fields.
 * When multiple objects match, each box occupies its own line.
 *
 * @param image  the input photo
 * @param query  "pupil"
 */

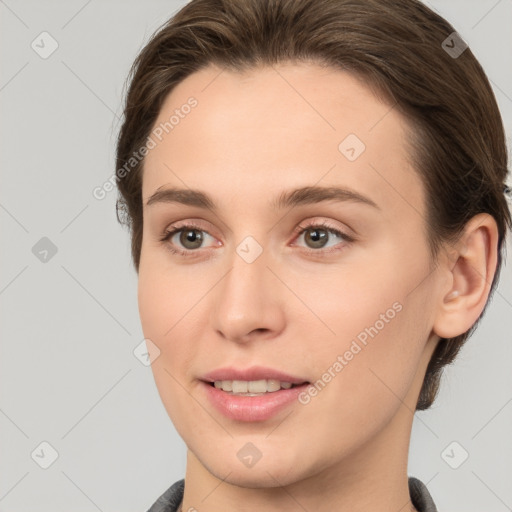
xmin=181 ymin=229 xmax=203 ymax=249
xmin=306 ymin=228 xmax=327 ymax=248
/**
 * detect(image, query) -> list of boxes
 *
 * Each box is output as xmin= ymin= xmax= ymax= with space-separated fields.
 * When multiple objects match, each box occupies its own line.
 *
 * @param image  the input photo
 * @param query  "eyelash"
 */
xmin=159 ymin=220 xmax=355 ymax=258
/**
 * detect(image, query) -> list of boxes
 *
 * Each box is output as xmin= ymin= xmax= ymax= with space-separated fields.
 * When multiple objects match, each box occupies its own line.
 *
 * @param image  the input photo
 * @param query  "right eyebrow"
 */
xmin=145 ymin=187 xmax=214 ymax=210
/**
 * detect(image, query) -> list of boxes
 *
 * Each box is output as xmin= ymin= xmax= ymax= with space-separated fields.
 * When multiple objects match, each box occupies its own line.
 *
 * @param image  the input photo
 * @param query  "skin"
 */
xmin=137 ymin=62 xmax=498 ymax=512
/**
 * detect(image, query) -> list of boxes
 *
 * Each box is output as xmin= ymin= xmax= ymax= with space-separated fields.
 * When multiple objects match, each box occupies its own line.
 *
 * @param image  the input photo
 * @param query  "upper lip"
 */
xmin=201 ymin=366 xmax=309 ymax=384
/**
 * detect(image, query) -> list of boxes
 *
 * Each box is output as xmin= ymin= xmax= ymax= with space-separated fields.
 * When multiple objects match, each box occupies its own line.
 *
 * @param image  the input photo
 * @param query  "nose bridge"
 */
xmin=220 ymin=238 xmax=270 ymax=313
xmin=212 ymin=237 xmax=283 ymax=341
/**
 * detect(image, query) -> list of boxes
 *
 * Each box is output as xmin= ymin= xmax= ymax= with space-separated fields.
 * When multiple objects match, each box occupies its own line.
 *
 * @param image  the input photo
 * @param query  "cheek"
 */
xmin=137 ymin=266 xmax=200 ymax=423
xmin=137 ymin=273 xmax=168 ymax=343
xmin=137 ymin=260 xmax=208 ymax=374
xmin=300 ymin=244 xmax=432 ymax=396
xmin=137 ymin=256 xmax=196 ymax=343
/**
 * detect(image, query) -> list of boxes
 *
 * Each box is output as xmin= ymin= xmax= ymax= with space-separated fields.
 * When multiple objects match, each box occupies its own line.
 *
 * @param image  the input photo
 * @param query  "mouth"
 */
xmin=200 ymin=365 xmax=310 ymax=390
xmin=200 ymin=379 xmax=312 ymax=422
xmin=203 ymin=379 xmax=309 ymax=396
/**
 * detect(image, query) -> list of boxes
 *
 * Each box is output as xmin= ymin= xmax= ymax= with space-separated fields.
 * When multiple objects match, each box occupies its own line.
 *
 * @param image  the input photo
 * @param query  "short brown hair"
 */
xmin=115 ymin=0 xmax=511 ymax=410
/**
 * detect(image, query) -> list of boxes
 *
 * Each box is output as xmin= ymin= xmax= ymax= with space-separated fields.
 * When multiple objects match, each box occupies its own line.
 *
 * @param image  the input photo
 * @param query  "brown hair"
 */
xmin=115 ymin=0 xmax=511 ymax=410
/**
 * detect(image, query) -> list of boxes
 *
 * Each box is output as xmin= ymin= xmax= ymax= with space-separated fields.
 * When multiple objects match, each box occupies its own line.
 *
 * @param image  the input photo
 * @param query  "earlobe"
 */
xmin=433 ymin=213 xmax=499 ymax=339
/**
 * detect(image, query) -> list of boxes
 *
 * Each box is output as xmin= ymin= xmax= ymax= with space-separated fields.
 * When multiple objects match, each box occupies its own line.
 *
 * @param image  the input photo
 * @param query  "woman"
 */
xmin=114 ymin=0 xmax=512 ymax=510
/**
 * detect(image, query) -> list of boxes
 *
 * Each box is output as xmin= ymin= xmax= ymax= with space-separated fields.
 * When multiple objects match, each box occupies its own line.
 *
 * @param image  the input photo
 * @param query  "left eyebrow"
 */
xmin=272 ymin=185 xmax=380 ymax=211
xmin=144 ymin=185 xmax=380 ymax=211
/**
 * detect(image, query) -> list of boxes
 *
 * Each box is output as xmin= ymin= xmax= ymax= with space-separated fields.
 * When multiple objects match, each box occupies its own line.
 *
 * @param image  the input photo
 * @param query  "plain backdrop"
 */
xmin=1 ymin=1 xmax=511 ymax=511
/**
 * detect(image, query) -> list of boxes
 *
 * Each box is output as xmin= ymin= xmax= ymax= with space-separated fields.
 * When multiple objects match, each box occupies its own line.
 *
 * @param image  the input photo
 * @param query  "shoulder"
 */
xmin=146 ymin=478 xmax=184 ymax=512
xmin=409 ymin=476 xmax=438 ymax=512
xmin=146 ymin=476 xmax=437 ymax=511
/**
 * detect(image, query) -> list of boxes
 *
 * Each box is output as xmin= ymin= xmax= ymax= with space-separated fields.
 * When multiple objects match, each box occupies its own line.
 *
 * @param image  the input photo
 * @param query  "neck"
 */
xmin=180 ymin=403 xmax=418 ymax=512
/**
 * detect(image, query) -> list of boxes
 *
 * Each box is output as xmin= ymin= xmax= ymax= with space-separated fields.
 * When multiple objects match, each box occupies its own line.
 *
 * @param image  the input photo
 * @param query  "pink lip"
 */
xmin=201 ymin=381 xmax=310 ymax=422
xmin=200 ymin=365 xmax=309 ymax=385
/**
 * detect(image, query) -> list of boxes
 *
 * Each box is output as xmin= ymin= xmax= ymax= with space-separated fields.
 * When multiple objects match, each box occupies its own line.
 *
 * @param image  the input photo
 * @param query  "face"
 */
xmin=138 ymin=62 xmax=444 ymax=487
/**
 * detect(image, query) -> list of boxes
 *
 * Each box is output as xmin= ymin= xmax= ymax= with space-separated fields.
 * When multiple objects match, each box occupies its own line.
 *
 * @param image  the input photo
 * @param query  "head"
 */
xmin=115 ymin=0 xmax=511 ymax=485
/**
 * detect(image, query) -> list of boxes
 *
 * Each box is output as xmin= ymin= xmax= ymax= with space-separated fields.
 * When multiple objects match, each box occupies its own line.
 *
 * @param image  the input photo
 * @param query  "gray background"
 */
xmin=1 ymin=0 xmax=511 ymax=510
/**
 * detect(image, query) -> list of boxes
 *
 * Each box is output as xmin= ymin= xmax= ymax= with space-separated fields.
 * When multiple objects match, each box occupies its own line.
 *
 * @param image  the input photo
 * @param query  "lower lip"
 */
xmin=201 ymin=381 xmax=310 ymax=422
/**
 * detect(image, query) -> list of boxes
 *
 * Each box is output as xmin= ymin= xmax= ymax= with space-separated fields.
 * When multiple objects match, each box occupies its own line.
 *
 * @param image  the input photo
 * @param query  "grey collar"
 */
xmin=147 ymin=476 xmax=438 ymax=512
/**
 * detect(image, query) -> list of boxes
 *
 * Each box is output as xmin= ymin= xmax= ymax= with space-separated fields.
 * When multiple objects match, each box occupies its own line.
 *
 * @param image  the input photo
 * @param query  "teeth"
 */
xmin=213 ymin=379 xmax=296 ymax=394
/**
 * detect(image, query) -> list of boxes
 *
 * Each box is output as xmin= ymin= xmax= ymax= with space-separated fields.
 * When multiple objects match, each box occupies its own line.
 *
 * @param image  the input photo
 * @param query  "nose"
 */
xmin=211 ymin=244 xmax=286 ymax=344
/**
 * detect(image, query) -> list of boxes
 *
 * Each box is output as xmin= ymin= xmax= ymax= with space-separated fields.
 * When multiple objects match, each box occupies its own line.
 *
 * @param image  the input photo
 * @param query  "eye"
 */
xmin=292 ymin=220 xmax=354 ymax=253
xmin=159 ymin=222 xmax=218 ymax=256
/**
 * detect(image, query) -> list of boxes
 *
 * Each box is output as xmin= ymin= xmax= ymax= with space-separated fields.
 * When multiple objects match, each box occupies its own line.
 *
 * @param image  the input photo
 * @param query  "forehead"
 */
xmin=142 ymin=62 xmax=424 ymax=222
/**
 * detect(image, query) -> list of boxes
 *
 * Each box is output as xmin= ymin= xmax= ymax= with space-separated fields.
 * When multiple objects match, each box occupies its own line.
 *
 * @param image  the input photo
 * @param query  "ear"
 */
xmin=432 ymin=213 xmax=499 ymax=339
